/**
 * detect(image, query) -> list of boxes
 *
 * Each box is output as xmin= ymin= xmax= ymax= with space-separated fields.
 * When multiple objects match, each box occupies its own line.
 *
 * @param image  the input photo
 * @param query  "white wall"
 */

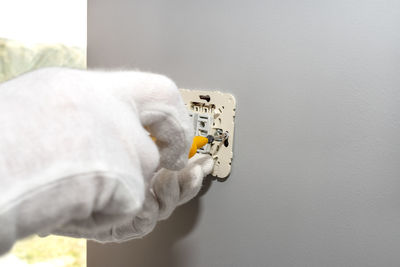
xmin=0 ymin=0 xmax=86 ymax=47
xmin=87 ymin=1 xmax=400 ymax=266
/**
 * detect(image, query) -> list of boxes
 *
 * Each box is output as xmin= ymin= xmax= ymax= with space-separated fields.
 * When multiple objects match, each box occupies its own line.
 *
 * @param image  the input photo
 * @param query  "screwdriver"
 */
xmin=188 ymin=135 xmax=214 ymax=158
xmin=150 ymin=134 xmax=214 ymax=159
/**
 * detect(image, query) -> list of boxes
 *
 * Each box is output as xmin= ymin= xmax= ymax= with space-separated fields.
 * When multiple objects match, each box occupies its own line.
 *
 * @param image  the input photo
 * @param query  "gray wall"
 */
xmin=87 ymin=1 xmax=400 ymax=266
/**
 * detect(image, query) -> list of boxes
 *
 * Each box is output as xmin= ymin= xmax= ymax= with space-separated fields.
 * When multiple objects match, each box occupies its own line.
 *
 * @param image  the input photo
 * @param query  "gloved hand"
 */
xmin=0 ymin=67 xmax=209 ymax=255
xmin=49 ymin=153 xmax=214 ymax=242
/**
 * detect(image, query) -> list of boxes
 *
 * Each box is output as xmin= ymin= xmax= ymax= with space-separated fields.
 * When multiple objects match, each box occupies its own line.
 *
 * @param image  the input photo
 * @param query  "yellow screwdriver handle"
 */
xmin=150 ymin=134 xmax=209 ymax=159
xmin=188 ymin=136 xmax=209 ymax=158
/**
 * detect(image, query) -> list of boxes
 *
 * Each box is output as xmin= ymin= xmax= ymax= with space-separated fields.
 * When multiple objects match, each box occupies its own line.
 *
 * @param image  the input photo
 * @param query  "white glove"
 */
xmin=50 ymin=153 xmax=214 ymax=242
xmin=0 ymin=67 xmax=197 ymax=255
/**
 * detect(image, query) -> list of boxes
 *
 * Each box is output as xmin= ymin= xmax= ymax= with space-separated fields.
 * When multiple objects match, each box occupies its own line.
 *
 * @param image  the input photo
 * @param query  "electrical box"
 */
xmin=180 ymin=89 xmax=236 ymax=179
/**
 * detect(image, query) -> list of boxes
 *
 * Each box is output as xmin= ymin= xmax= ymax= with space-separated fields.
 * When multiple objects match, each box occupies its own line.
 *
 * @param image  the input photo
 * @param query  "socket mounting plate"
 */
xmin=180 ymin=89 xmax=236 ymax=179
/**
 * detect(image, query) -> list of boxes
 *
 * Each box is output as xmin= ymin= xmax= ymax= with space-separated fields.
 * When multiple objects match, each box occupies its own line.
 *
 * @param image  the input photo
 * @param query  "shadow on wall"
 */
xmin=88 ymin=175 xmax=216 ymax=267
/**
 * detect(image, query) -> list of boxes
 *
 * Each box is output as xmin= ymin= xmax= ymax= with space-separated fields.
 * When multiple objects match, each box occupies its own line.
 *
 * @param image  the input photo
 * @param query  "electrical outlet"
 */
xmin=180 ymin=89 xmax=236 ymax=179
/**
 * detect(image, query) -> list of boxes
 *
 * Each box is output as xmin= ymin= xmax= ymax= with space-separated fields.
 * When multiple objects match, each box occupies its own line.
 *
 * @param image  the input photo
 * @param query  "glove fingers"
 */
xmin=134 ymin=128 xmax=160 ymax=181
xmin=178 ymin=154 xmax=214 ymax=205
xmin=57 ymin=156 xmax=215 ymax=243
xmin=51 ymin=188 xmax=160 ymax=243
xmin=140 ymin=105 xmax=192 ymax=171
xmin=42 ymin=170 xmax=147 ymax=239
xmin=109 ymin=71 xmax=192 ymax=170
xmin=108 ymin=190 xmax=159 ymax=242
xmin=177 ymin=165 xmax=203 ymax=205
xmin=152 ymin=169 xmax=180 ymax=220
xmin=194 ymin=154 xmax=215 ymax=176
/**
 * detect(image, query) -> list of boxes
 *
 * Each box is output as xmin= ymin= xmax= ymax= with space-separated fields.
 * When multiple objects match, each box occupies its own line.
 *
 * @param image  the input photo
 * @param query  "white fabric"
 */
xmin=0 ymin=68 xmax=212 ymax=255
xmin=50 ymin=153 xmax=214 ymax=242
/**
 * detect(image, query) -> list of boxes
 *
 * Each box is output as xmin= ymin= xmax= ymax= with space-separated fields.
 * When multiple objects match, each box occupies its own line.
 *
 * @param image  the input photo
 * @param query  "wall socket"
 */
xmin=180 ymin=89 xmax=236 ymax=179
